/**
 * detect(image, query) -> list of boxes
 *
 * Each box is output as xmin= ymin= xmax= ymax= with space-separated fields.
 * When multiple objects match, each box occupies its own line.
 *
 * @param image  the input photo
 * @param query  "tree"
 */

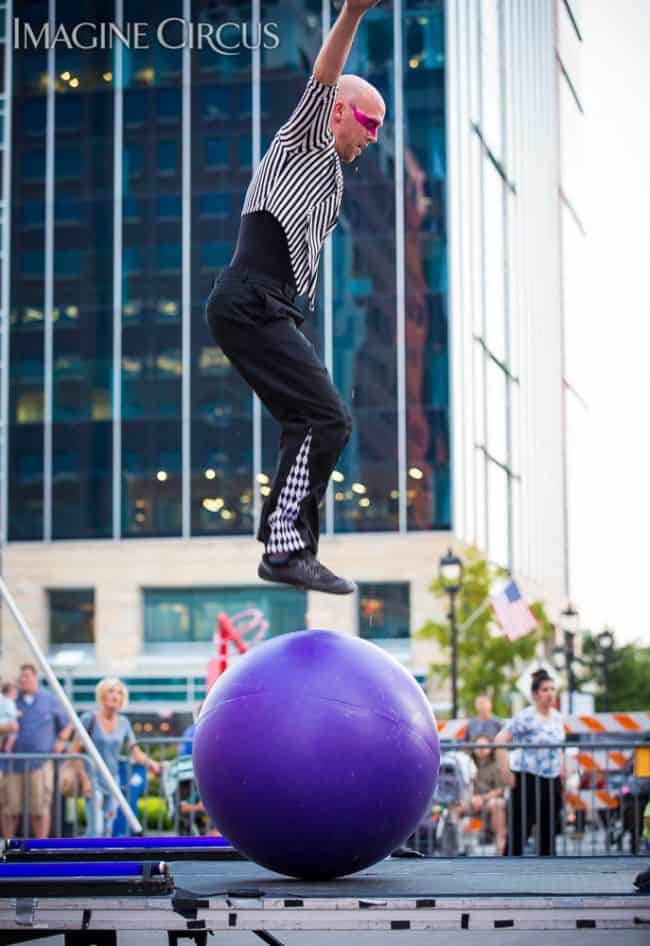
xmin=416 ymin=546 xmax=554 ymax=718
xmin=579 ymin=635 xmax=650 ymax=711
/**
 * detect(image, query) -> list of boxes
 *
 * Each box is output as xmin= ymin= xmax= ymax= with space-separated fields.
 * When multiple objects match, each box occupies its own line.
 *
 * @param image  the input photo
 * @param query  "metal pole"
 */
xmin=602 ymin=648 xmax=610 ymax=712
xmin=565 ymin=629 xmax=575 ymax=715
xmin=0 ymin=576 xmax=143 ymax=834
xmin=450 ymin=591 xmax=458 ymax=719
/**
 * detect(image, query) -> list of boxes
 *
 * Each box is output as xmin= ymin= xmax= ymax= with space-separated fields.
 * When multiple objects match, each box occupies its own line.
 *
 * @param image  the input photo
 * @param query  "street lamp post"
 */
xmin=552 ymin=602 xmax=580 ymax=714
xmin=597 ymin=627 xmax=614 ymax=711
xmin=438 ymin=548 xmax=464 ymax=719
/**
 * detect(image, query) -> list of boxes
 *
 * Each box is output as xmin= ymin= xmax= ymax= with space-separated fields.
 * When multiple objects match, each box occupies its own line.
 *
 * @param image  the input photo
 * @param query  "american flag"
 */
xmin=490 ymin=579 xmax=538 ymax=641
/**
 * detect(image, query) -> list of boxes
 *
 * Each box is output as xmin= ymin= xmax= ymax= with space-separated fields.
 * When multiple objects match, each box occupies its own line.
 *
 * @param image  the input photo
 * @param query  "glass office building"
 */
xmin=0 ymin=1 xmax=571 ymax=703
xmin=2 ymin=0 xmax=450 ymax=544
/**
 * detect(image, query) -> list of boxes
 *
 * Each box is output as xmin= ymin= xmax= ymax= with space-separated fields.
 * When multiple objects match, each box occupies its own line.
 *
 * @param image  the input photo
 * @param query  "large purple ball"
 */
xmin=193 ymin=630 xmax=440 ymax=879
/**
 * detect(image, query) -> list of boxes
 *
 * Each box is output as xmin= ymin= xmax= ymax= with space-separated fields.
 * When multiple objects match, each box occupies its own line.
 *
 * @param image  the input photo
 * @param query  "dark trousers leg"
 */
xmin=507 ymin=773 xmax=561 ymax=856
xmin=508 ymin=772 xmax=533 ymax=856
xmin=206 ymin=278 xmax=351 ymax=556
xmin=536 ymin=776 xmax=561 ymax=856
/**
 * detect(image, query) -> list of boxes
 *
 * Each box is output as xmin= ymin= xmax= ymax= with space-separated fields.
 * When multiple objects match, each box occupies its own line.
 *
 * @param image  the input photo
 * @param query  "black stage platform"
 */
xmin=0 ymin=855 xmax=648 ymax=943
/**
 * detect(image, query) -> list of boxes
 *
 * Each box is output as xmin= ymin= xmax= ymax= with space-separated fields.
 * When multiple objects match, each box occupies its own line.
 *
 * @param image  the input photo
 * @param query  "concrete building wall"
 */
xmin=1 ymin=530 xmax=562 ymax=706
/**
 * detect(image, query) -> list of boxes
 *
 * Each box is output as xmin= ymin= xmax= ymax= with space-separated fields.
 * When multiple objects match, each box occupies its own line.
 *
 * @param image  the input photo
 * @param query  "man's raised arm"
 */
xmin=313 ymin=0 xmax=381 ymax=87
xmin=278 ymin=1 xmax=381 ymax=150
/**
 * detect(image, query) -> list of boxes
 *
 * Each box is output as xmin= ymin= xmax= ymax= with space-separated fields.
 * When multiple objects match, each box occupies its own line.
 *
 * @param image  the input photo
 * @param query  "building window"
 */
xmin=358 ymin=582 xmax=410 ymax=641
xmin=55 ymin=195 xmax=82 ymax=224
xmin=156 ymin=88 xmax=181 ymax=122
xmin=200 ymin=242 xmax=231 ymax=270
xmin=157 ymin=242 xmax=182 ymax=272
xmin=23 ymin=98 xmax=46 ymax=135
xmin=157 ymin=194 xmax=182 ymax=219
xmin=200 ymin=192 xmax=231 ymax=218
xmin=57 ymin=96 xmax=83 ymax=130
xmin=124 ymin=89 xmax=147 ymax=126
xmin=143 ymin=587 xmax=308 ymax=647
xmin=53 ymin=248 xmax=82 ymax=277
xmin=124 ymin=143 xmax=144 ymax=177
xmin=22 ymin=200 xmax=46 ymax=227
xmin=157 ymin=140 xmax=177 ymax=175
xmin=49 ymin=589 xmax=95 ymax=648
xmin=201 ymin=86 xmax=230 ymax=121
xmin=204 ymin=137 xmax=229 ymax=170
xmin=55 ymin=148 xmax=83 ymax=179
xmin=23 ymin=150 xmax=45 ymax=179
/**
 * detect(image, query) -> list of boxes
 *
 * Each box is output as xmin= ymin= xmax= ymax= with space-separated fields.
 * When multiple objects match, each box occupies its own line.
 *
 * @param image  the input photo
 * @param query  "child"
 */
xmin=0 ymin=681 xmax=20 ymax=753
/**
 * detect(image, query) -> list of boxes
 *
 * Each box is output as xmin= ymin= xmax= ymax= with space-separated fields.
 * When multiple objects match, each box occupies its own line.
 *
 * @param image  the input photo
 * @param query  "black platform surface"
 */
xmin=172 ymin=855 xmax=645 ymax=899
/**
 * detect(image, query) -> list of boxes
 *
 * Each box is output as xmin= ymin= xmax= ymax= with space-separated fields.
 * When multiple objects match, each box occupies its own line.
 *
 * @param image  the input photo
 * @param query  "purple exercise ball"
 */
xmin=193 ymin=630 xmax=440 ymax=880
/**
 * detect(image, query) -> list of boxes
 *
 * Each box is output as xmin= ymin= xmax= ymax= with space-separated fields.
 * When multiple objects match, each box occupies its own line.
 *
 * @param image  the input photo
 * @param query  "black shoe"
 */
xmin=258 ymin=551 xmax=356 ymax=595
xmin=634 ymin=866 xmax=650 ymax=893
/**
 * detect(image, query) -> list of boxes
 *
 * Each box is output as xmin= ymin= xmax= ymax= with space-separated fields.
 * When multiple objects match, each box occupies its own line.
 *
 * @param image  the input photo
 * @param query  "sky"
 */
xmin=570 ymin=0 xmax=650 ymax=645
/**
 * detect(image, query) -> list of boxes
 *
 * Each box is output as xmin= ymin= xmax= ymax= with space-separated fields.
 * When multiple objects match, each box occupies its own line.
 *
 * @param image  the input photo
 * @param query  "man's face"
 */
xmin=18 ymin=667 xmax=38 ymax=695
xmin=333 ymin=97 xmax=386 ymax=163
xmin=475 ymin=695 xmax=492 ymax=717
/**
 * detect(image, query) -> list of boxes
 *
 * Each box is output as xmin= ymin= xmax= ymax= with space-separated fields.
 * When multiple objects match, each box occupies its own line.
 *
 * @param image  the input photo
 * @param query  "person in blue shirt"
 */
xmin=180 ymin=701 xmax=203 ymax=757
xmin=495 ymin=669 xmax=565 ymax=855
xmin=69 ymin=677 xmax=161 ymax=837
xmin=0 ymin=664 xmax=72 ymax=839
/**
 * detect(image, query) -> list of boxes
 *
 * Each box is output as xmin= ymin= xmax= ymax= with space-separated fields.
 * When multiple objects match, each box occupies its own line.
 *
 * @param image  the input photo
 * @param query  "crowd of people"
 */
xmin=0 ymin=665 xmax=160 ymax=839
xmin=436 ymin=671 xmax=565 ymax=856
xmin=2 ymin=663 xmax=638 ymax=855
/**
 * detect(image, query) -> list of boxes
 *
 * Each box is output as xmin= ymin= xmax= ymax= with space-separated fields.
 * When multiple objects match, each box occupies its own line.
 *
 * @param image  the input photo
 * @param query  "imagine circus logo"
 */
xmin=13 ymin=18 xmax=281 ymax=54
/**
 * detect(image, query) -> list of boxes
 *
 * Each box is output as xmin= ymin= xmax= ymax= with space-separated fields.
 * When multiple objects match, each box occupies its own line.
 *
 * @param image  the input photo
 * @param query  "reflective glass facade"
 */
xmin=556 ymin=0 xmax=586 ymax=598
xmin=143 ymin=586 xmax=307 ymax=645
xmin=2 ymin=0 xmax=450 ymax=543
xmin=446 ymin=0 xmax=567 ymax=592
xmin=358 ymin=581 xmax=410 ymax=640
xmin=49 ymin=587 xmax=95 ymax=648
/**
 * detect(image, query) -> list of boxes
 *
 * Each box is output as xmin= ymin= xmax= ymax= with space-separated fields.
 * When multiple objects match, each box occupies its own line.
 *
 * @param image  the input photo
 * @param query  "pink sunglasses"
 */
xmin=351 ymin=104 xmax=381 ymax=137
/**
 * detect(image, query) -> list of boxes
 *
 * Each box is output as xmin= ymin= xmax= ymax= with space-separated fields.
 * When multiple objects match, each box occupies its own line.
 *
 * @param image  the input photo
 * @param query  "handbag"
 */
xmin=58 ymin=714 xmax=96 ymax=798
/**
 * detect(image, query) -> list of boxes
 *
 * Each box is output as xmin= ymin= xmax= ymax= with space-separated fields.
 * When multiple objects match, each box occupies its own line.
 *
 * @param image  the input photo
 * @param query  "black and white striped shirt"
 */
xmin=241 ymin=75 xmax=344 ymax=311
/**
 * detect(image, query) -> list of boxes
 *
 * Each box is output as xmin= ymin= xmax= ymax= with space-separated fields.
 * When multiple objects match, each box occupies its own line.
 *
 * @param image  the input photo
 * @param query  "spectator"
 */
xmin=470 ymin=735 xmax=506 ymax=854
xmin=70 ymin=677 xmax=161 ymax=837
xmin=0 ymin=664 xmax=72 ymax=840
xmin=466 ymin=694 xmax=502 ymax=743
xmin=180 ymin=702 xmax=203 ymax=756
xmin=180 ymin=790 xmax=221 ymax=836
xmin=495 ymin=668 xmax=564 ymax=856
xmin=0 ymin=681 xmax=20 ymax=753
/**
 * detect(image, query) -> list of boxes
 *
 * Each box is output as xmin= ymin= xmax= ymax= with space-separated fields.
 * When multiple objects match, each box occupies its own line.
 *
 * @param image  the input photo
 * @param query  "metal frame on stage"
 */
xmin=0 ymin=849 xmax=648 ymax=945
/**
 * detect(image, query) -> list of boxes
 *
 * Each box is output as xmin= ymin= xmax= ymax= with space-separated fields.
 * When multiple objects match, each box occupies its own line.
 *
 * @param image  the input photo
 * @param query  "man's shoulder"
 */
xmin=39 ymin=688 xmax=65 ymax=710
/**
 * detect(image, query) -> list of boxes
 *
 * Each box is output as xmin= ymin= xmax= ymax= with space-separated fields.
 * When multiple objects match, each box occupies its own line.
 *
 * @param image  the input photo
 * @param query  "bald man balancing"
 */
xmin=206 ymin=0 xmax=385 ymax=594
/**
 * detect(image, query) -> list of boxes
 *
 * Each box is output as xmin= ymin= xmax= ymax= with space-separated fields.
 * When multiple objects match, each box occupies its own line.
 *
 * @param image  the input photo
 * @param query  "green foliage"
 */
xmin=580 ymin=636 xmax=650 ymax=711
xmin=138 ymin=795 xmax=173 ymax=830
xmin=416 ymin=546 xmax=554 ymax=717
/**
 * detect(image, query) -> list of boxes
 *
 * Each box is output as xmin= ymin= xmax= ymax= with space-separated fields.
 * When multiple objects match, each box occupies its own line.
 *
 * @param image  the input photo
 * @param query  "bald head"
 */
xmin=330 ymin=74 xmax=386 ymax=164
xmin=337 ymin=74 xmax=385 ymax=112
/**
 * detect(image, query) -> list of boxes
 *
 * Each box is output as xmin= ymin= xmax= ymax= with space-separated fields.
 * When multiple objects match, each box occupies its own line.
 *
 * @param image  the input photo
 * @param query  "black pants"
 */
xmin=205 ymin=264 xmax=352 ymax=556
xmin=507 ymin=771 xmax=562 ymax=856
